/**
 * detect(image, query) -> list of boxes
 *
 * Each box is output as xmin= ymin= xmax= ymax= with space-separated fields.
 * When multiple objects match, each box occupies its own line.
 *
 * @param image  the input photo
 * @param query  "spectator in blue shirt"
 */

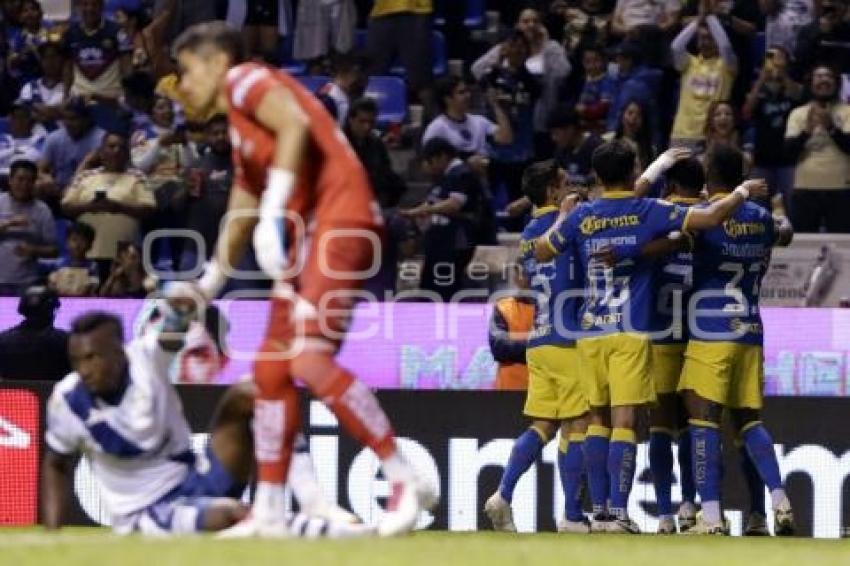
xmin=37 ymin=97 xmax=106 ymax=211
xmin=605 ymin=41 xmax=662 ymax=145
xmin=576 ymin=45 xmax=615 ymax=134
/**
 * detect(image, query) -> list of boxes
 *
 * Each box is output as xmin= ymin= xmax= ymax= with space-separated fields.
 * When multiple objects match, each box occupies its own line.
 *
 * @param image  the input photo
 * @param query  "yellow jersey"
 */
xmin=671 ymin=54 xmax=736 ymax=142
xmin=370 ymin=0 xmax=432 ymax=18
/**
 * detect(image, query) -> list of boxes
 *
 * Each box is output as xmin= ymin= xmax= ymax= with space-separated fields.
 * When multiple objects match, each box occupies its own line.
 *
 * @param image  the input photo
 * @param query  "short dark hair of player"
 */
xmin=10 ymin=159 xmax=37 ymax=178
xmin=67 ymin=221 xmax=96 ymax=245
xmin=173 ymin=21 xmax=245 ymax=65
xmin=666 ymin=157 xmax=705 ymax=197
xmin=522 ymin=160 xmax=559 ymax=207
xmin=705 ymin=143 xmax=745 ymax=189
xmin=421 ymin=137 xmax=458 ymax=162
xmin=349 ymin=97 xmax=378 ymax=119
xmin=591 ymin=140 xmax=636 ymax=188
xmin=71 ymin=311 xmax=125 ymax=341
xmin=434 ymin=75 xmax=465 ymax=113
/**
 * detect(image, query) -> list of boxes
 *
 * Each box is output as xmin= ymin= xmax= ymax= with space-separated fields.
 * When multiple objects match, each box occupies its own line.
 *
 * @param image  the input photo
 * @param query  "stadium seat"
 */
xmin=296 ymin=76 xmax=406 ymax=125
xmin=353 ymin=29 xmax=448 ymax=77
xmin=365 ymin=76 xmax=408 ymax=124
xmin=278 ymin=35 xmax=307 ymax=76
xmin=391 ymin=30 xmax=447 ymax=76
xmin=296 ymin=76 xmax=331 ymax=94
xmin=433 ymin=0 xmax=486 ymax=28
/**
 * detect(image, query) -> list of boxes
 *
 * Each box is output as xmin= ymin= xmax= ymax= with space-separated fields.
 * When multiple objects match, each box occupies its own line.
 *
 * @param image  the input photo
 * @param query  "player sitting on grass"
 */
xmin=41 ymin=309 xmax=373 ymax=537
xmin=677 ymin=144 xmax=794 ymax=536
xmin=484 ymin=161 xmax=590 ymax=534
xmin=534 ymin=141 xmax=768 ymax=533
xmin=132 ymin=301 xmax=359 ymax=524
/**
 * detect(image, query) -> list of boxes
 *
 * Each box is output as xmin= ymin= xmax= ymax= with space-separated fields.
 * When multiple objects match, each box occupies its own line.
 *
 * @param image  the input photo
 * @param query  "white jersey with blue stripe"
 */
xmin=45 ymin=334 xmax=193 ymax=518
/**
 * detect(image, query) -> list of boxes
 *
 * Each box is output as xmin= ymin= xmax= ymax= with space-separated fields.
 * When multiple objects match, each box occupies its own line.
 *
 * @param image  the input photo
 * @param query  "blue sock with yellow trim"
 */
xmin=738 ymin=442 xmax=766 ymax=515
xmin=608 ymin=428 xmax=637 ymax=520
xmin=741 ymin=422 xmax=782 ymax=492
xmin=649 ymin=429 xmax=674 ymax=517
xmin=499 ymin=426 xmax=547 ymax=503
xmin=677 ymin=428 xmax=696 ymax=504
xmin=558 ymin=433 xmax=585 ymax=522
xmin=690 ymin=420 xmax=722 ymax=523
xmin=583 ymin=425 xmax=610 ymax=515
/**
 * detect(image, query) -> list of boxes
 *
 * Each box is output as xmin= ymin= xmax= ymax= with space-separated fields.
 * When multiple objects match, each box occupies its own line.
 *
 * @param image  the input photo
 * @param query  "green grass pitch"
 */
xmin=1 ymin=529 xmax=848 ymax=566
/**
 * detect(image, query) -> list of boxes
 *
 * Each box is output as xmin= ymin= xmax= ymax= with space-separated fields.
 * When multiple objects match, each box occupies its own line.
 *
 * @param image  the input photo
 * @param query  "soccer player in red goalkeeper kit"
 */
xmin=168 ymin=22 xmax=436 ymax=538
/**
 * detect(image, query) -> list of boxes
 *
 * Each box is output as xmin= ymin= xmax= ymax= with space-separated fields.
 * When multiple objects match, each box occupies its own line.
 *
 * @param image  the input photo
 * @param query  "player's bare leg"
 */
xmin=584 ymin=407 xmax=611 ymax=531
xmin=556 ymin=416 xmax=590 ymax=534
xmin=485 ymin=420 xmax=556 ymax=532
xmin=681 ymin=391 xmax=727 ymax=535
xmin=606 ymin=405 xmax=641 ymax=534
xmin=731 ymin=409 xmax=794 ymax=536
xmin=208 ymin=382 xmax=256 ymax=487
xmin=218 ymin=331 xmax=301 ymax=538
xmin=211 ymin=380 xmax=359 ymax=524
xmin=178 ymin=382 xmax=253 ymax=534
xmin=649 ymin=394 xmax=678 ymax=534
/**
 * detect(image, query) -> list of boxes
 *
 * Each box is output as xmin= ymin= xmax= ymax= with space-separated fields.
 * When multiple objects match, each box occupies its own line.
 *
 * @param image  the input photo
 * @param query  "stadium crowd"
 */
xmin=0 ymin=0 xmax=845 ymax=299
xmin=0 ymin=1 xmax=834 ymax=539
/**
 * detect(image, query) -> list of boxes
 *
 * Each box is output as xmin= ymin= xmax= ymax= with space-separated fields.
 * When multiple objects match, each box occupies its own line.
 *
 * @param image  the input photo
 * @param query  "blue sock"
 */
xmin=583 ymin=425 xmax=610 ymax=515
xmin=498 ymin=427 xmax=547 ymax=502
xmin=738 ymin=443 xmax=766 ymax=515
xmin=608 ymin=428 xmax=637 ymax=520
xmin=649 ymin=429 xmax=674 ymax=516
xmin=677 ymin=429 xmax=696 ymax=504
xmin=558 ymin=433 xmax=585 ymax=522
xmin=690 ymin=421 xmax=722 ymax=523
xmin=741 ymin=422 xmax=782 ymax=492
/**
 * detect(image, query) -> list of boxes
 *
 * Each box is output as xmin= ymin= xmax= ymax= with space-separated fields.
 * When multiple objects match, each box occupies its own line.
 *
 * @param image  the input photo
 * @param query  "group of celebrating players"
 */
xmin=485 ymin=141 xmax=795 ymax=536
xmin=38 ymin=19 xmax=794 ymax=539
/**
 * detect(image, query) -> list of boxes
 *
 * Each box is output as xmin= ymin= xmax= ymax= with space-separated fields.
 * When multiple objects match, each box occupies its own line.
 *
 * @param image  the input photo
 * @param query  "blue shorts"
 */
xmin=117 ymin=445 xmax=245 ymax=536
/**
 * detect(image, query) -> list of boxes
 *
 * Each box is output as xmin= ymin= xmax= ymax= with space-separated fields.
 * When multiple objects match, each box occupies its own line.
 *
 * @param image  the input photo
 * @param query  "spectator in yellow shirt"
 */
xmin=670 ymin=0 xmax=737 ymax=147
xmin=61 ymin=132 xmax=155 ymax=278
xmin=784 ymin=65 xmax=850 ymax=233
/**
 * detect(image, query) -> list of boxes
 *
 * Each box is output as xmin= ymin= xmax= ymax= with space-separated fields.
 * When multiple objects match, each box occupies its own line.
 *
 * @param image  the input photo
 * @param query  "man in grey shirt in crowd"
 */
xmin=0 ymin=159 xmax=57 ymax=296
